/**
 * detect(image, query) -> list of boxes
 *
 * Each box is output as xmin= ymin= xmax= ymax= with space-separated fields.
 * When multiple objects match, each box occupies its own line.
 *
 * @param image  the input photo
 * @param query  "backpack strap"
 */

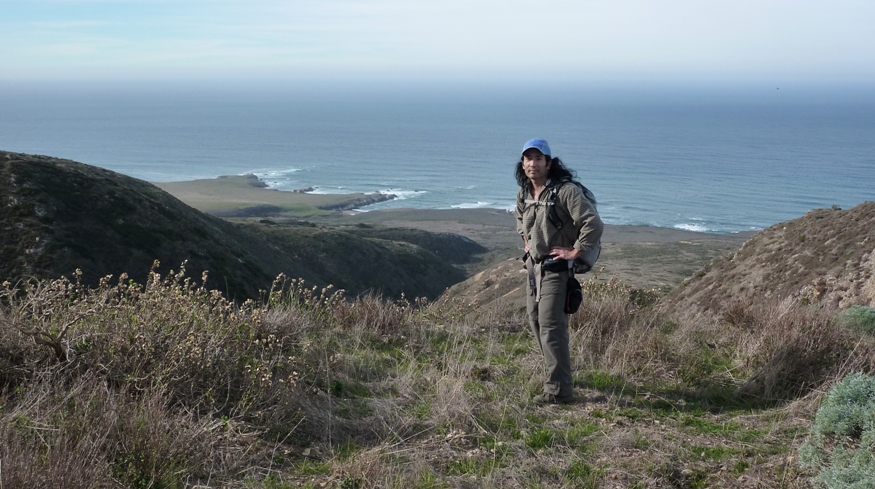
xmin=546 ymin=180 xmax=571 ymax=230
xmin=548 ymin=179 xmax=597 ymax=229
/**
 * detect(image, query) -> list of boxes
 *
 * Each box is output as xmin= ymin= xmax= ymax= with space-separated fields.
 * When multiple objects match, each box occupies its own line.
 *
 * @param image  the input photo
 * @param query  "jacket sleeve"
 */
xmin=560 ymin=184 xmax=604 ymax=253
xmin=515 ymin=188 xmax=526 ymax=241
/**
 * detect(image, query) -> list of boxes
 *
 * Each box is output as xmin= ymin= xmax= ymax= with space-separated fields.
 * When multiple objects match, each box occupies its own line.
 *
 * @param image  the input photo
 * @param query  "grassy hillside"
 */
xmin=0 ymin=151 xmax=482 ymax=300
xmin=238 ymin=221 xmax=483 ymax=299
xmin=665 ymin=202 xmax=875 ymax=319
xmin=3 ymin=264 xmax=874 ymax=488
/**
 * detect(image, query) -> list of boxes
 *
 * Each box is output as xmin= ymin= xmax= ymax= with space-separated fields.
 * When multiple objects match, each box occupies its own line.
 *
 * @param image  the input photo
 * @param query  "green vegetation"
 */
xmin=239 ymin=222 xmax=483 ymax=299
xmin=837 ymin=306 xmax=875 ymax=335
xmin=799 ymin=373 xmax=875 ymax=488
xmin=3 ymin=269 xmax=873 ymax=488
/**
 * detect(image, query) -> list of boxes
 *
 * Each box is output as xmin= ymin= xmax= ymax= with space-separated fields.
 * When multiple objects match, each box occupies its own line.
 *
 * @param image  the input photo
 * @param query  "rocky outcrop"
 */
xmin=316 ymin=192 xmax=396 ymax=211
xmin=219 ymin=173 xmax=267 ymax=188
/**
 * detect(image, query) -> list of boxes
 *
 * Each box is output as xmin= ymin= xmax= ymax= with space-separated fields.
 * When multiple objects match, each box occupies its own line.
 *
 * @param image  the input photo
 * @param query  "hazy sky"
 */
xmin=3 ymin=0 xmax=874 ymax=83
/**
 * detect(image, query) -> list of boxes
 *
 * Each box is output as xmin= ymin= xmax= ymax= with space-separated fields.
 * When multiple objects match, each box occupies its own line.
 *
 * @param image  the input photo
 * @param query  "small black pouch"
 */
xmin=565 ymin=276 xmax=583 ymax=314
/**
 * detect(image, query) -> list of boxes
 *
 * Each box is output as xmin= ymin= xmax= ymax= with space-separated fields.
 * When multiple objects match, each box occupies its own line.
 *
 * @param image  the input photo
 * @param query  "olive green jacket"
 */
xmin=515 ymin=180 xmax=604 ymax=263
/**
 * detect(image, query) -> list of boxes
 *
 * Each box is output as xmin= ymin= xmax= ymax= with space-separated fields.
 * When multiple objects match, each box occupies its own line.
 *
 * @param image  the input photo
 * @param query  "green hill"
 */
xmin=0 ymin=151 xmax=484 ymax=299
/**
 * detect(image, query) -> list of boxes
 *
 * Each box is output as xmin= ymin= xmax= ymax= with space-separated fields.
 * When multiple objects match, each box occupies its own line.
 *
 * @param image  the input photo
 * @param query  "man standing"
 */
xmin=514 ymin=138 xmax=604 ymax=404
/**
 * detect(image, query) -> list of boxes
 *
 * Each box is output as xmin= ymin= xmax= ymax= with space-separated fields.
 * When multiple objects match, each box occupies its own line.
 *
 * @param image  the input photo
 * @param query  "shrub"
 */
xmin=798 ymin=372 xmax=875 ymax=488
xmin=837 ymin=306 xmax=875 ymax=335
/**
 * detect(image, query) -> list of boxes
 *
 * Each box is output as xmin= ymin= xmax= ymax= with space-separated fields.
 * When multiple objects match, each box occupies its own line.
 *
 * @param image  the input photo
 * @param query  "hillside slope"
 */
xmin=446 ymin=227 xmax=752 ymax=308
xmin=666 ymin=202 xmax=875 ymax=318
xmin=0 ymin=151 xmax=481 ymax=299
xmin=237 ymin=222 xmax=481 ymax=299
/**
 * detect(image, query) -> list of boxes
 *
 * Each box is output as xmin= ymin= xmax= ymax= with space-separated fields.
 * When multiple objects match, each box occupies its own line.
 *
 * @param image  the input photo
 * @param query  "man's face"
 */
xmin=522 ymin=149 xmax=551 ymax=183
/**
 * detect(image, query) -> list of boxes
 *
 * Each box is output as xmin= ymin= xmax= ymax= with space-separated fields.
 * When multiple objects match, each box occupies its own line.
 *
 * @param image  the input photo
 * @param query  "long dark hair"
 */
xmin=514 ymin=156 xmax=578 ymax=191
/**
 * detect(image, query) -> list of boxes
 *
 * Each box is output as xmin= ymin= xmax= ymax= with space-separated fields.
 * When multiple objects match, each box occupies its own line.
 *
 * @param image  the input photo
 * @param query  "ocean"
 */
xmin=2 ymin=80 xmax=873 ymax=234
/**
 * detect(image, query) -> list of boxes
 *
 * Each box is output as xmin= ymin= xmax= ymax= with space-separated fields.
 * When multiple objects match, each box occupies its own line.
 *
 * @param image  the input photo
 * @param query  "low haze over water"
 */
xmin=2 ymin=81 xmax=872 ymax=233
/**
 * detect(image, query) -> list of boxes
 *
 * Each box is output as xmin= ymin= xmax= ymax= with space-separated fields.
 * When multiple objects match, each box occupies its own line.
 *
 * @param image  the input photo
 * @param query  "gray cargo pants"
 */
xmin=526 ymin=269 xmax=573 ymax=397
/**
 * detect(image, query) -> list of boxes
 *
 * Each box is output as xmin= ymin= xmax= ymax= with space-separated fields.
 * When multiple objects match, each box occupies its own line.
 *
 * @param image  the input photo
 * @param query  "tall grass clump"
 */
xmin=0 ymin=263 xmax=390 ymax=487
xmin=731 ymin=300 xmax=872 ymax=402
xmin=799 ymin=372 xmax=875 ymax=488
xmin=571 ymin=278 xmax=662 ymax=378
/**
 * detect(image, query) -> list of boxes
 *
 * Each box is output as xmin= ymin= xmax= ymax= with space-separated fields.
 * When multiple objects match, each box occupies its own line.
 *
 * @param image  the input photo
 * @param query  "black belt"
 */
xmin=540 ymin=257 xmax=570 ymax=272
xmin=522 ymin=252 xmax=570 ymax=273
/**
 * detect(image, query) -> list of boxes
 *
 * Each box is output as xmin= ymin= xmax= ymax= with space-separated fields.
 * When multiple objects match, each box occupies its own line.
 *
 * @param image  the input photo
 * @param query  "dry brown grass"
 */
xmin=2 ymin=267 xmax=874 ymax=488
xmin=667 ymin=202 xmax=875 ymax=320
xmin=732 ymin=300 xmax=874 ymax=402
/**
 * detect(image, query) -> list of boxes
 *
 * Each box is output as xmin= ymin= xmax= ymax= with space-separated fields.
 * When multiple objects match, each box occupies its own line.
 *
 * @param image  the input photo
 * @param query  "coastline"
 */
xmin=153 ymin=174 xmax=396 ymax=218
xmin=156 ymin=174 xmax=755 ymax=292
xmin=155 ymin=174 xmax=755 ymax=240
xmin=322 ymin=207 xmax=753 ymax=293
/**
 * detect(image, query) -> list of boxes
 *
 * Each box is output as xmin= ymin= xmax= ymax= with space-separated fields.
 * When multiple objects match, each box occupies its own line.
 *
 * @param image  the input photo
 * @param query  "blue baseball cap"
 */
xmin=522 ymin=138 xmax=551 ymax=157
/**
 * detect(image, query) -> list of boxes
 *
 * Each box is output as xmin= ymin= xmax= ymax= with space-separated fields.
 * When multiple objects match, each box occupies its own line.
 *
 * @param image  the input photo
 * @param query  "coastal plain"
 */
xmin=154 ymin=174 xmax=394 ymax=217
xmin=157 ymin=175 xmax=754 ymax=294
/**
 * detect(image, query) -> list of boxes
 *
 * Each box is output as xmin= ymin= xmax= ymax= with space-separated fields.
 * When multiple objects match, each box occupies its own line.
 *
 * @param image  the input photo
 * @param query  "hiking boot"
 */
xmin=534 ymin=392 xmax=575 ymax=405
